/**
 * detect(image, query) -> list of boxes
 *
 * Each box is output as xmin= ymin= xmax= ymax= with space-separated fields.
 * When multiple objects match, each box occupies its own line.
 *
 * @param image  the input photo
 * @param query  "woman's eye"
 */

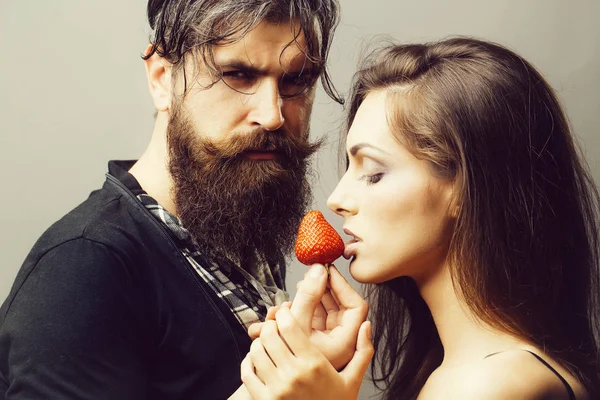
xmin=364 ymin=173 xmax=384 ymax=185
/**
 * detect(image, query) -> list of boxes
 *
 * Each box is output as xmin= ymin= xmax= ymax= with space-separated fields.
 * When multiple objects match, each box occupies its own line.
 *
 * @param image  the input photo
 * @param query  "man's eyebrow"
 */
xmin=216 ymin=60 xmax=263 ymax=74
xmin=216 ymin=59 xmax=320 ymax=76
xmin=349 ymin=143 xmax=389 ymax=157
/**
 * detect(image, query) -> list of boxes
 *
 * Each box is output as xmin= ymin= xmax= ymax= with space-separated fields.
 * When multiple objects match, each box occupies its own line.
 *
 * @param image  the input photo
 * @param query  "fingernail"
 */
xmin=308 ymin=264 xmax=325 ymax=277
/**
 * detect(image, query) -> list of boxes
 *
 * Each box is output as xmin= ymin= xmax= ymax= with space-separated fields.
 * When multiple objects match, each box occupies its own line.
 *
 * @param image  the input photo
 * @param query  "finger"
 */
xmin=311 ymin=302 xmax=327 ymax=331
xmin=249 ymin=338 xmax=277 ymax=385
xmin=240 ymin=355 xmax=269 ymax=399
xmin=329 ymin=266 xmax=367 ymax=314
xmin=275 ymin=306 xmax=324 ymax=359
xmin=322 ymin=272 xmax=368 ymax=369
xmin=290 ymin=264 xmax=328 ymax=335
xmin=266 ymin=306 xmax=279 ymax=320
xmin=321 ymin=288 xmax=340 ymax=313
xmin=340 ymin=321 xmax=374 ymax=384
xmin=248 ymin=322 xmax=264 ymax=340
xmin=259 ymin=320 xmax=295 ymax=367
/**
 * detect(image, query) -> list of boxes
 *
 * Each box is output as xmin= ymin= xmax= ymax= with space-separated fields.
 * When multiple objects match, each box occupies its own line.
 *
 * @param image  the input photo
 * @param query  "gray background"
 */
xmin=1 ymin=1 xmax=598 ymax=398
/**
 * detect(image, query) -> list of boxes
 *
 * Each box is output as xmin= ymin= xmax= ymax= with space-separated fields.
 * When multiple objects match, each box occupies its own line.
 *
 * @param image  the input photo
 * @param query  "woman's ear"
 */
xmin=449 ymin=200 xmax=460 ymax=219
xmin=446 ymin=182 xmax=460 ymax=219
xmin=144 ymin=44 xmax=172 ymax=112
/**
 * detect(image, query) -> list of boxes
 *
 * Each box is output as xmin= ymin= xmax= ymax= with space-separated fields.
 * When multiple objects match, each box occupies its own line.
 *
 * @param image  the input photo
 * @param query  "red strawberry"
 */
xmin=295 ymin=210 xmax=344 ymax=270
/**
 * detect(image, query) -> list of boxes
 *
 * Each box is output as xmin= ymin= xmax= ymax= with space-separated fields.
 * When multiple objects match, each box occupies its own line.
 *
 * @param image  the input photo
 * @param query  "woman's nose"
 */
xmin=327 ymin=173 xmax=357 ymax=216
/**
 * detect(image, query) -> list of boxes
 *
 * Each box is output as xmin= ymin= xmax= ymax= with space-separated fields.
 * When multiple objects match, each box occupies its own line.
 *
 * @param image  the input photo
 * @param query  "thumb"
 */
xmin=290 ymin=263 xmax=328 ymax=335
xmin=340 ymin=321 xmax=374 ymax=385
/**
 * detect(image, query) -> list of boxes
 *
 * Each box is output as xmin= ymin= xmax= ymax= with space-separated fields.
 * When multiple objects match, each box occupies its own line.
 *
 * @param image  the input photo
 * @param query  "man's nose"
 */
xmin=248 ymin=79 xmax=285 ymax=131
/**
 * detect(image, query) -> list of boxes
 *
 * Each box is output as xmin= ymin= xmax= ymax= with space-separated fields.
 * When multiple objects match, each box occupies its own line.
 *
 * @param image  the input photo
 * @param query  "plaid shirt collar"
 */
xmin=136 ymin=193 xmax=288 ymax=329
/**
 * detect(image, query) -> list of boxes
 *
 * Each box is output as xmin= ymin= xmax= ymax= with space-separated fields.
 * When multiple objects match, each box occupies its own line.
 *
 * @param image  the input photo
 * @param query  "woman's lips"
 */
xmin=342 ymin=227 xmax=361 ymax=259
xmin=343 ymin=238 xmax=360 ymax=259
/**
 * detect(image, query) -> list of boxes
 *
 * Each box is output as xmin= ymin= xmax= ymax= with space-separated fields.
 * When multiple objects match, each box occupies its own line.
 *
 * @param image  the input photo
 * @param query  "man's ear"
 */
xmin=144 ymin=44 xmax=172 ymax=112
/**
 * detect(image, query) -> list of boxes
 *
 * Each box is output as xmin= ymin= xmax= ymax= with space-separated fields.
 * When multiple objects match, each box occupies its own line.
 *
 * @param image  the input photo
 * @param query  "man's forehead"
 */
xmin=212 ymin=20 xmax=313 ymax=71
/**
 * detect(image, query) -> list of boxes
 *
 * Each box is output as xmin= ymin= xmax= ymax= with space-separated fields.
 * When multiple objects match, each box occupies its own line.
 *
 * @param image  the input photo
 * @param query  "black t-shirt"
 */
xmin=0 ymin=161 xmax=251 ymax=399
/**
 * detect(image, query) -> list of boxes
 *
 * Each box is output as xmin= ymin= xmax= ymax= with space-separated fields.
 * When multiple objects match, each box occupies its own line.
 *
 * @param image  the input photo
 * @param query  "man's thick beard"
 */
xmin=166 ymin=105 xmax=320 ymax=273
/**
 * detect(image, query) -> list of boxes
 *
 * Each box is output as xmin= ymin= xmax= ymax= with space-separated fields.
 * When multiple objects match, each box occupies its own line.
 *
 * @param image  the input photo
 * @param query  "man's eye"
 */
xmin=221 ymin=70 xmax=252 ymax=80
xmin=220 ymin=70 xmax=260 ymax=94
xmin=279 ymin=72 xmax=317 ymax=97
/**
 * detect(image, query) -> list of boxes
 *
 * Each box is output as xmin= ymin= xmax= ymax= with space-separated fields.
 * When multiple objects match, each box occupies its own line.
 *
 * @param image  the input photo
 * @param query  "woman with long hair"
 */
xmin=241 ymin=37 xmax=600 ymax=399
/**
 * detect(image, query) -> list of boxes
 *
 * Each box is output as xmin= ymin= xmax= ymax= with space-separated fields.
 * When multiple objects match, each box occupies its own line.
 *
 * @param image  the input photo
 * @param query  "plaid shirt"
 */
xmin=137 ymin=194 xmax=288 ymax=330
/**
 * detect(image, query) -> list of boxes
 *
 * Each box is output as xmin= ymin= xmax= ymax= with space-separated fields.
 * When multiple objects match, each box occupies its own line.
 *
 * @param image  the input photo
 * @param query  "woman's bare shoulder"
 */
xmin=420 ymin=350 xmax=584 ymax=400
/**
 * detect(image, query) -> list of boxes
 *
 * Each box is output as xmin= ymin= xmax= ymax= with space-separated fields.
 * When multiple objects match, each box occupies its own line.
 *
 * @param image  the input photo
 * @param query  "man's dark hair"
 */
xmin=144 ymin=0 xmax=343 ymax=103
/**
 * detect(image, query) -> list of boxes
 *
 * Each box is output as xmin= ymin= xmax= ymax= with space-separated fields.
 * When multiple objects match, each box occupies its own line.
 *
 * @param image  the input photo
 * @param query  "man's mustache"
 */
xmin=198 ymin=129 xmax=321 ymax=163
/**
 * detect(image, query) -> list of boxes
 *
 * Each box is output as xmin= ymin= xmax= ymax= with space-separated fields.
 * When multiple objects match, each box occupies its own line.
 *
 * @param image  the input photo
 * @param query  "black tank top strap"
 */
xmin=522 ymin=350 xmax=576 ymax=400
xmin=484 ymin=350 xmax=576 ymax=400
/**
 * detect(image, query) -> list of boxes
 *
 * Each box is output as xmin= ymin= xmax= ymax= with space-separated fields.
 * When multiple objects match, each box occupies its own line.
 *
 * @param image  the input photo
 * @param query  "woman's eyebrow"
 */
xmin=349 ymin=142 xmax=390 ymax=157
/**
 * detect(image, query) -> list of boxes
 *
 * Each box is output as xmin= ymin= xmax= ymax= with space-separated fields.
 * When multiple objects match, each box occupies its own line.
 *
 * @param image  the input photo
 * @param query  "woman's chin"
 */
xmin=349 ymin=257 xmax=406 ymax=284
xmin=348 ymin=258 xmax=378 ymax=284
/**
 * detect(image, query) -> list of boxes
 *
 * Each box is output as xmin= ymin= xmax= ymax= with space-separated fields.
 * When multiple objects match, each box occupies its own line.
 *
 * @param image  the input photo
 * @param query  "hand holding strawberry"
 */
xmin=247 ymin=210 xmax=368 ymax=372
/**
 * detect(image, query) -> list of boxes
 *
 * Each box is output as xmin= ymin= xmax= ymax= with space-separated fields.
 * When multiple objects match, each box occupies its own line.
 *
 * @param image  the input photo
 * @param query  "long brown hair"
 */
xmin=346 ymin=37 xmax=600 ymax=399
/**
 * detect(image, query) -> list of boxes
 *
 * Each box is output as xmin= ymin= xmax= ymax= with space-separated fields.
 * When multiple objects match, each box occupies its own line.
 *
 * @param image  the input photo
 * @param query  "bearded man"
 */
xmin=0 ymin=1 xmax=347 ymax=399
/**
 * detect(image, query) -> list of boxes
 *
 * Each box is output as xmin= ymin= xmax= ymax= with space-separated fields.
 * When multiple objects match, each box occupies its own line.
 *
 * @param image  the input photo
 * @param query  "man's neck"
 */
xmin=129 ymin=113 xmax=176 ymax=215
